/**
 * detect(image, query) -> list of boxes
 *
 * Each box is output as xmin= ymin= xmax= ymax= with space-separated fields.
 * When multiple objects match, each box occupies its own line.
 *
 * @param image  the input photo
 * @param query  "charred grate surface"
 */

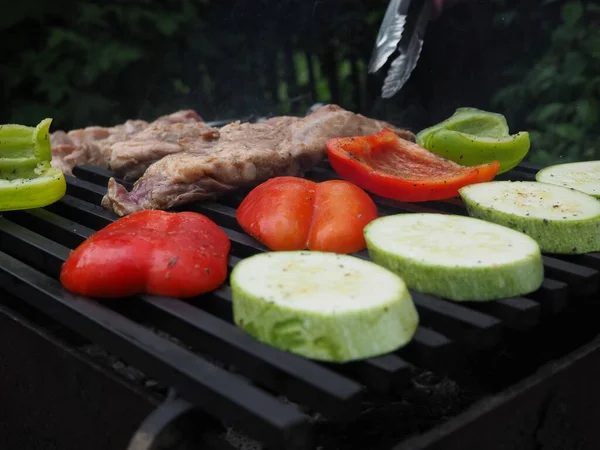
xmin=0 ymin=158 xmax=598 ymax=449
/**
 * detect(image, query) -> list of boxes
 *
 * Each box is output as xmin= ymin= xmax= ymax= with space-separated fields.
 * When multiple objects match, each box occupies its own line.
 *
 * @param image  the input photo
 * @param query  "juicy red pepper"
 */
xmin=60 ymin=210 xmax=230 ymax=298
xmin=326 ymin=128 xmax=500 ymax=202
xmin=237 ymin=176 xmax=378 ymax=254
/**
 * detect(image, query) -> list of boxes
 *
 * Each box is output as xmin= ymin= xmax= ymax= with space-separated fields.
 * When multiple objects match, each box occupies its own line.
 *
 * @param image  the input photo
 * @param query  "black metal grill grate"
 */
xmin=0 ymin=156 xmax=599 ymax=450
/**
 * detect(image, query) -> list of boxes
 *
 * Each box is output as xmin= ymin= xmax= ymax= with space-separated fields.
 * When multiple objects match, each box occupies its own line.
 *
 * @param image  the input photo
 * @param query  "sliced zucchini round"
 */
xmin=536 ymin=161 xmax=600 ymax=198
xmin=230 ymin=251 xmax=418 ymax=362
xmin=460 ymin=181 xmax=600 ymax=254
xmin=364 ymin=213 xmax=544 ymax=301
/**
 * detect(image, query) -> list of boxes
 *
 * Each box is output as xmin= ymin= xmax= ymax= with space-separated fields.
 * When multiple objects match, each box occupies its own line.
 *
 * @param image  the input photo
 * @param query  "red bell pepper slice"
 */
xmin=326 ymin=128 xmax=500 ymax=202
xmin=60 ymin=210 xmax=230 ymax=298
xmin=236 ymin=176 xmax=378 ymax=254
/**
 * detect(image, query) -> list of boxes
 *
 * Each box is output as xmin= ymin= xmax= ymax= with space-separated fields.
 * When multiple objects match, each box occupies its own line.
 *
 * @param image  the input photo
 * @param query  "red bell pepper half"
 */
xmin=60 ymin=210 xmax=231 ymax=298
xmin=326 ymin=128 xmax=500 ymax=202
xmin=236 ymin=176 xmax=378 ymax=254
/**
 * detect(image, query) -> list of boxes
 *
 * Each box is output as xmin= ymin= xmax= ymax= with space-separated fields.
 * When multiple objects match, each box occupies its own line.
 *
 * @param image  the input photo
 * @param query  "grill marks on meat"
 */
xmin=152 ymin=110 xmax=203 ymax=125
xmin=109 ymin=121 xmax=220 ymax=180
xmin=102 ymin=105 xmax=415 ymax=216
xmin=50 ymin=110 xmax=205 ymax=175
xmin=50 ymin=120 xmax=148 ymax=175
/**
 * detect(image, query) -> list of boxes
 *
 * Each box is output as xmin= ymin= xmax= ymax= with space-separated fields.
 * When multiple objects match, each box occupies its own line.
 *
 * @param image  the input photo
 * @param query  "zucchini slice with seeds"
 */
xmin=231 ymin=251 xmax=419 ymax=362
xmin=460 ymin=181 xmax=600 ymax=254
xmin=364 ymin=213 xmax=544 ymax=301
xmin=536 ymin=161 xmax=600 ymax=198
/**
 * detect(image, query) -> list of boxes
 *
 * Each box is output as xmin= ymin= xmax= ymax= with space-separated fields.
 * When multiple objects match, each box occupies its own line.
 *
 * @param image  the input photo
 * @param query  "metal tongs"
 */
xmin=368 ymin=0 xmax=433 ymax=99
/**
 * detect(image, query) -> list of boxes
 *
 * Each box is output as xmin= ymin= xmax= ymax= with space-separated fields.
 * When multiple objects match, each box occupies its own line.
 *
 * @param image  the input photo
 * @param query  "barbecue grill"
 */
xmin=1 ymin=112 xmax=600 ymax=450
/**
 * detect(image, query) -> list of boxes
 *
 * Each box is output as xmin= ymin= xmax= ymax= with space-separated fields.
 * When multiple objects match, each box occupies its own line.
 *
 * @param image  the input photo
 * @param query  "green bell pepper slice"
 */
xmin=416 ymin=107 xmax=530 ymax=175
xmin=0 ymin=118 xmax=66 ymax=211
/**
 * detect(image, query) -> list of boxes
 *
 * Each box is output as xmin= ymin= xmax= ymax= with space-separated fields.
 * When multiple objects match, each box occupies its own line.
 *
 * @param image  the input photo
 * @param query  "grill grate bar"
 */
xmin=61 ymin=173 xmax=463 ymax=360
xmin=400 ymin=327 xmax=457 ymax=370
xmin=65 ymin=175 xmax=107 ymax=203
xmin=495 ymin=171 xmax=535 ymax=182
xmin=331 ymin=353 xmax=413 ymax=394
xmin=198 ymin=277 xmax=416 ymax=393
xmin=2 ymin=155 xmax=596 ymax=449
xmin=133 ymin=295 xmax=364 ymax=421
xmin=0 ymin=201 xmax=416 ymax=406
xmin=561 ymin=252 xmax=600 ymax=271
xmin=467 ymin=297 xmax=540 ymax=331
xmin=528 ymin=279 xmax=569 ymax=315
xmin=72 ymin=164 xmax=131 ymax=188
xmin=309 ymin=166 xmax=598 ymax=299
xmin=64 ymin=166 xmax=590 ymax=347
xmin=0 ymin=250 xmax=311 ymax=450
xmin=0 ymin=218 xmax=68 ymax=277
xmin=187 ymin=202 xmax=242 ymax=232
xmin=0 ymin=213 xmax=408 ymax=413
xmin=517 ymin=161 xmax=545 ymax=173
xmin=541 ymin=256 xmax=600 ymax=296
xmin=409 ymin=293 xmax=502 ymax=349
xmin=46 ymin=194 xmax=118 ymax=229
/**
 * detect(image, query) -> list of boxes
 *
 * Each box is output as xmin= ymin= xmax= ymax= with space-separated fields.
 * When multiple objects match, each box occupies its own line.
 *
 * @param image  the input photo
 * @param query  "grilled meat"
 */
xmin=109 ymin=120 xmax=220 ymax=180
xmin=50 ymin=120 xmax=148 ymax=175
xmin=102 ymin=105 xmax=415 ymax=216
xmin=50 ymin=110 xmax=204 ymax=175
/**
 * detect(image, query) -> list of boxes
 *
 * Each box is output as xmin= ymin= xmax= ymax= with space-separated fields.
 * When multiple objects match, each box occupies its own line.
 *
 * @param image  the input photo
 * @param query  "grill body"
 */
xmin=3 ymin=300 xmax=600 ymax=450
xmin=0 ymin=297 xmax=157 ymax=450
xmin=398 ymin=334 xmax=600 ymax=450
xmin=1 ymin=153 xmax=600 ymax=450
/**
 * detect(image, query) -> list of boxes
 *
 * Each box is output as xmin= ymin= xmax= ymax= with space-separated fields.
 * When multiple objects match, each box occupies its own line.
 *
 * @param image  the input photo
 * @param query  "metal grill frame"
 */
xmin=0 ymin=143 xmax=599 ymax=449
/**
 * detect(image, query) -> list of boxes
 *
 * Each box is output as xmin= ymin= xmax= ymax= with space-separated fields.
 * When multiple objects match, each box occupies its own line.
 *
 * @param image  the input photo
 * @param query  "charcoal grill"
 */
xmin=1 ymin=124 xmax=600 ymax=450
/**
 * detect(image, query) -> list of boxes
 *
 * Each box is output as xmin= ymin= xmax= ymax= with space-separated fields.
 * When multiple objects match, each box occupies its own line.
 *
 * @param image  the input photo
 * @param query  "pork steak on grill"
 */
xmin=102 ymin=104 xmax=415 ymax=216
xmin=109 ymin=119 xmax=221 ymax=180
xmin=50 ymin=110 xmax=208 ymax=176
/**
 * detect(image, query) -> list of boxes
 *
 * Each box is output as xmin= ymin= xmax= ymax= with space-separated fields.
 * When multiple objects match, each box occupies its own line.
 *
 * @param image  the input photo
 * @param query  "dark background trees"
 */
xmin=1 ymin=0 xmax=598 ymax=164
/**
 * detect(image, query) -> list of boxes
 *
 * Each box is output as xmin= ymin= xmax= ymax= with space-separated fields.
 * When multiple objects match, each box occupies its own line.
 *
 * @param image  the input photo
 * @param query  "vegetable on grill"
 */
xmin=231 ymin=251 xmax=419 ymax=362
xmin=0 ymin=118 xmax=66 ymax=211
xmin=460 ymin=181 xmax=600 ymax=254
xmin=236 ymin=177 xmax=378 ymax=254
xmin=416 ymin=107 xmax=530 ymax=174
xmin=60 ymin=210 xmax=231 ymax=298
xmin=536 ymin=161 xmax=600 ymax=198
xmin=326 ymin=129 xmax=500 ymax=202
xmin=364 ymin=213 xmax=544 ymax=301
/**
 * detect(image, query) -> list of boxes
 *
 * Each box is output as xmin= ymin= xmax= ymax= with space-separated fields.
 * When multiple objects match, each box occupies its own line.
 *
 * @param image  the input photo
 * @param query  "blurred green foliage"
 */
xmin=1 ymin=0 xmax=598 ymax=165
xmin=1 ymin=0 xmax=214 ymax=128
xmin=492 ymin=0 xmax=600 ymax=164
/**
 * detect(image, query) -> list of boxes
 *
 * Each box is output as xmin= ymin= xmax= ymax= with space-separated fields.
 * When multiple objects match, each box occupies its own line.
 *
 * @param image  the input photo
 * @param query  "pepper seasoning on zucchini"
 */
xmin=536 ymin=161 xmax=600 ymax=198
xmin=364 ymin=213 xmax=544 ymax=302
xmin=459 ymin=181 xmax=600 ymax=255
xmin=0 ymin=118 xmax=66 ymax=211
xmin=416 ymin=107 xmax=530 ymax=174
xmin=231 ymin=251 xmax=419 ymax=362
